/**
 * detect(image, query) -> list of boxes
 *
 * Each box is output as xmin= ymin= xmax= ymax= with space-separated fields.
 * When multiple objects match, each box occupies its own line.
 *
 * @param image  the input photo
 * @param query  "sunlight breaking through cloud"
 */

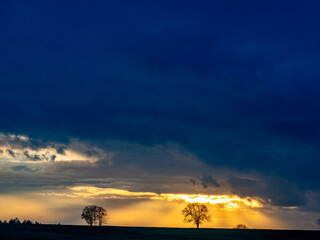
xmin=41 ymin=186 xmax=264 ymax=209
xmin=158 ymin=194 xmax=263 ymax=208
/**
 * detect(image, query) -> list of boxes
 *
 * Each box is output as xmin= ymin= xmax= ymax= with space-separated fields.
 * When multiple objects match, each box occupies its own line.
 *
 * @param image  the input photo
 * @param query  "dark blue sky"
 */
xmin=1 ymin=0 xmax=320 ymax=227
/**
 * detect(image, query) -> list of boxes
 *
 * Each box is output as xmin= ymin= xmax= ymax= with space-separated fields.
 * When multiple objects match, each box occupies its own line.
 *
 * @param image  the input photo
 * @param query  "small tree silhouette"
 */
xmin=182 ymin=203 xmax=211 ymax=229
xmin=233 ymin=224 xmax=249 ymax=229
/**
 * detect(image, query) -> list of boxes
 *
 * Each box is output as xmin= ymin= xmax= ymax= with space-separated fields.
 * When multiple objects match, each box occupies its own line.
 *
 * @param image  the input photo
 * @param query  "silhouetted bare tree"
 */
xmin=81 ymin=205 xmax=108 ymax=226
xmin=81 ymin=205 xmax=98 ymax=226
xmin=182 ymin=203 xmax=211 ymax=229
xmin=96 ymin=206 xmax=108 ymax=226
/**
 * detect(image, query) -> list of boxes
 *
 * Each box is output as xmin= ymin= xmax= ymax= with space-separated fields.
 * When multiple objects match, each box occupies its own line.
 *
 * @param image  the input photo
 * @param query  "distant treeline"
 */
xmin=0 ymin=218 xmax=40 ymax=225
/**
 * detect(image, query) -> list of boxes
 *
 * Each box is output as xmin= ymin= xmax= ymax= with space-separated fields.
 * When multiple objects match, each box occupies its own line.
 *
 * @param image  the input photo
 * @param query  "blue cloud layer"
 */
xmin=1 ymin=0 xmax=320 ymax=209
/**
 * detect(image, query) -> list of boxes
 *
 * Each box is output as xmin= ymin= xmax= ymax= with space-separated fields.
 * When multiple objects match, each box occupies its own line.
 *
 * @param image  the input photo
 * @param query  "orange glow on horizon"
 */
xmin=0 ymin=189 xmax=291 ymax=229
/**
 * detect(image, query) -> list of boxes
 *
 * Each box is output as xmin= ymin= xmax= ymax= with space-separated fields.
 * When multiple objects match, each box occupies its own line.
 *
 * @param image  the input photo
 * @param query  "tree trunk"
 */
xmin=196 ymin=221 xmax=199 ymax=229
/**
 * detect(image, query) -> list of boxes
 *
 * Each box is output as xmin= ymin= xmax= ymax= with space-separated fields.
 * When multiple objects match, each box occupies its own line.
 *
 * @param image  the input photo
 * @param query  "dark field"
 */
xmin=0 ymin=225 xmax=319 ymax=240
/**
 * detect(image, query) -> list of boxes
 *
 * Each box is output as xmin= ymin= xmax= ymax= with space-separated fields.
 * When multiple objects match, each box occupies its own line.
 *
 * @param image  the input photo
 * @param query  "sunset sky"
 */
xmin=1 ymin=0 xmax=320 ymax=230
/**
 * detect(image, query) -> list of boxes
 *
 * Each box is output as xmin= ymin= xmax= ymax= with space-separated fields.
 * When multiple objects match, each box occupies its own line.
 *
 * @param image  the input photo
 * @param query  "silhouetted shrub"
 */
xmin=9 ymin=218 xmax=21 ymax=225
xmin=22 ymin=220 xmax=33 ymax=225
xmin=1 ymin=219 xmax=40 ymax=225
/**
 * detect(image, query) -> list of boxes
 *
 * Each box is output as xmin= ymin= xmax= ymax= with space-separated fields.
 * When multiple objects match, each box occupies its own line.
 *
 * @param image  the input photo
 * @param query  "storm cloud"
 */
xmin=0 ymin=0 xmax=320 ymax=228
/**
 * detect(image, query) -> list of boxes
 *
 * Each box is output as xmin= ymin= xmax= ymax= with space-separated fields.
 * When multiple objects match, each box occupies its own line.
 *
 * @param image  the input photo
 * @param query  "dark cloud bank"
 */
xmin=1 ymin=0 xmax=320 ymax=212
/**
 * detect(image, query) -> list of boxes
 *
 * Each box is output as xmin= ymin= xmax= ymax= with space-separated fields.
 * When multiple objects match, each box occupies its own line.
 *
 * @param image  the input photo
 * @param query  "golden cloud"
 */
xmin=41 ymin=186 xmax=263 ymax=210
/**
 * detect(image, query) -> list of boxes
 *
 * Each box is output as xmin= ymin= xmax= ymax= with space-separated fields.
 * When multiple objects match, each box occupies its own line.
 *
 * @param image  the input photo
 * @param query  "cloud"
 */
xmin=51 ymin=155 xmax=56 ymax=161
xmin=0 ymin=133 xmax=48 ymax=150
xmin=11 ymin=165 xmax=40 ymax=173
xmin=318 ymin=219 xmax=320 ymax=226
xmin=24 ymin=151 xmax=30 ymax=158
xmin=189 ymin=175 xmax=220 ymax=189
xmin=189 ymin=179 xmax=196 ymax=186
xmin=228 ymin=176 xmax=307 ymax=207
xmin=40 ymin=185 xmax=263 ymax=209
xmin=199 ymin=175 xmax=220 ymax=189
xmin=23 ymin=151 xmax=46 ymax=161
xmin=85 ymin=150 xmax=101 ymax=157
xmin=0 ymin=135 xmax=103 ymax=163
xmin=0 ymin=133 xmax=316 ymax=212
xmin=56 ymin=146 xmax=66 ymax=155
xmin=6 ymin=149 xmax=15 ymax=158
xmin=0 ymin=134 xmax=314 ymax=211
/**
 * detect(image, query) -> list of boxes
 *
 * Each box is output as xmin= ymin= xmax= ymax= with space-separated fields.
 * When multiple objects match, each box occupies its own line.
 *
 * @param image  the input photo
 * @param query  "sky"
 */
xmin=0 ymin=0 xmax=320 ymax=229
